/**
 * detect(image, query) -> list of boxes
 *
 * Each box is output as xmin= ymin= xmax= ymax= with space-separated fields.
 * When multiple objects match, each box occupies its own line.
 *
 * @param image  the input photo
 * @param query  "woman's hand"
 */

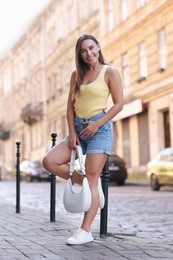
xmin=68 ymin=133 xmax=80 ymax=150
xmin=80 ymin=121 xmax=99 ymax=138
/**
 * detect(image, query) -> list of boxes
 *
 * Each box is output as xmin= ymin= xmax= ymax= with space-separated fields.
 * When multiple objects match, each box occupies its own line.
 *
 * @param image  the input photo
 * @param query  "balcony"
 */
xmin=21 ymin=103 xmax=43 ymax=125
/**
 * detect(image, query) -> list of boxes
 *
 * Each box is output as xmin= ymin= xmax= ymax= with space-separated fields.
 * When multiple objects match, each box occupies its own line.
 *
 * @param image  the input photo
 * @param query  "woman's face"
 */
xmin=80 ymin=39 xmax=100 ymax=65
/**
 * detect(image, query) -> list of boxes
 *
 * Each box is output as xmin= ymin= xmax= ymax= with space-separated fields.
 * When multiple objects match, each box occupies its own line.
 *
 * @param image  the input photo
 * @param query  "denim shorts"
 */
xmin=64 ymin=111 xmax=113 ymax=155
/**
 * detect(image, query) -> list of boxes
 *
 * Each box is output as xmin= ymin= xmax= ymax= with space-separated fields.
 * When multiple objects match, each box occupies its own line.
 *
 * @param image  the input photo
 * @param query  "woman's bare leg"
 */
xmin=42 ymin=141 xmax=83 ymax=185
xmin=80 ymin=153 xmax=108 ymax=232
xmin=43 ymin=143 xmax=107 ymax=231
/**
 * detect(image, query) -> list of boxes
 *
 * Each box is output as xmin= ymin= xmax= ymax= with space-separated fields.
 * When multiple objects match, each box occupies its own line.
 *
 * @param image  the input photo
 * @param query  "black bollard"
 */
xmin=100 ymin=158 xmax=109 ymax=238
xmin=50 ymin=132 xmax=57 ymax=222
xmin=16 ymin=142 xmax=21 ymax=213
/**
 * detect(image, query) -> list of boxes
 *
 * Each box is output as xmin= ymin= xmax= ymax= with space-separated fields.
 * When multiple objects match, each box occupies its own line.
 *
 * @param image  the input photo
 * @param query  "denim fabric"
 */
xmin=64 ymin=112 xmax=113 ymax=155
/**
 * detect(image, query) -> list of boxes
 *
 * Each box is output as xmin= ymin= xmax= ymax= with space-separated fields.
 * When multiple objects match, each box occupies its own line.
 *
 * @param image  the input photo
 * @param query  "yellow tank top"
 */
xmin=74 ymin=65 xmax=110 ymax=118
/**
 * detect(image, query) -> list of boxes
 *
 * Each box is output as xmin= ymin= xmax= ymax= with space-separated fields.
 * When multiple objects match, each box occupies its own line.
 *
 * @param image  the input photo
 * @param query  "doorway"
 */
xmin=163 ymin=110 xmax=170 ymax=148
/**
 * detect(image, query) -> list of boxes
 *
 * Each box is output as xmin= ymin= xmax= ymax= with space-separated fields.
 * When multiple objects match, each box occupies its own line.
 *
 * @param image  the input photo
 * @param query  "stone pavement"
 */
xmin=0 ymin=180 xmax=173 ymax=259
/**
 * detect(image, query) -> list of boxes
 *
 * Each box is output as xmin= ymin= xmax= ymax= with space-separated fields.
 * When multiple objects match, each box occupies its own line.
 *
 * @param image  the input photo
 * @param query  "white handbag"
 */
xmin=63 ymin=145 xmax=92 ymax=213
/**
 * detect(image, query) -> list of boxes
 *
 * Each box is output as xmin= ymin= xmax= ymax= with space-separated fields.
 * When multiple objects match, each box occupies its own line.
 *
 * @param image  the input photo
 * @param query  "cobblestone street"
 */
xmin=0 ymin=179 xmax=173 ymax=259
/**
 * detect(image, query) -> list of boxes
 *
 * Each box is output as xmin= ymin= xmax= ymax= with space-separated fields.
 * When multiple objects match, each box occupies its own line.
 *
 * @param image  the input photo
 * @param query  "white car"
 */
xmin=20 ymin=160 xmax=50 ymax=182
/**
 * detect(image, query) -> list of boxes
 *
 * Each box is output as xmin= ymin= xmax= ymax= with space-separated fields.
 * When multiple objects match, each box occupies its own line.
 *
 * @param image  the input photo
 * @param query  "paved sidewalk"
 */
xmin=0 ymin=202 xmax=173 ymax=260
xmin=1 ymin=180 xmax=173 ymax=259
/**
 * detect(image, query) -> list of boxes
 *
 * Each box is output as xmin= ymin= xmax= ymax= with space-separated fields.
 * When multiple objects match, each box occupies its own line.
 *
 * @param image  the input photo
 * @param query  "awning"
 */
xmin=113 ymin=99 xmax=144 ymax=121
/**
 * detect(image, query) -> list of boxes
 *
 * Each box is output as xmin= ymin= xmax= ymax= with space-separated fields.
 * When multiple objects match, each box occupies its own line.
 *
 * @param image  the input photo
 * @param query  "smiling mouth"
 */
xmin=88 ymin=57 xmax=94 ymax=60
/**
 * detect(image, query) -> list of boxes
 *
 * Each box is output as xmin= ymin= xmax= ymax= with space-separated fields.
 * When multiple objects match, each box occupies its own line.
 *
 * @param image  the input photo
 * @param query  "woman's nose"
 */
xmin=86 ymin=50 xmax=91 ymax=56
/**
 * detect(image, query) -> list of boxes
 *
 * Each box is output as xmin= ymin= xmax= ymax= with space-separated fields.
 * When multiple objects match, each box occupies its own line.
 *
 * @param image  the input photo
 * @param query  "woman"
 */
xmin=42 ymin=34 xmax=123 ymax=245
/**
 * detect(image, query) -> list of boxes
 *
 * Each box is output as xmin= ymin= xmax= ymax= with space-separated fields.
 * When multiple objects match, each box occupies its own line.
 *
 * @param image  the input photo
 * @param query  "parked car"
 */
xmin=146 ymin=147 xmax=173 ymax=191
xmin=20 ymin=160 xmax=50 ymax=182
xmin=109 ymin=154 xmax=128 ymax=185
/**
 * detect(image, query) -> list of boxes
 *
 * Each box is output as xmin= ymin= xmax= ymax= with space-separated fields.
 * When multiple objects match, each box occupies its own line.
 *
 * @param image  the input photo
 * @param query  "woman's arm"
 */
xmin=96 ymin=67 xmax=123 ymax=127
xmin=66 ymin=71 xmax=80 ymax=149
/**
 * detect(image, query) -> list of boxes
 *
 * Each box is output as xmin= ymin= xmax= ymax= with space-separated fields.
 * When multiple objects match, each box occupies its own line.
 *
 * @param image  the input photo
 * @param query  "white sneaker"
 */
xmin=98 ymin=177 xmax=105 ymax=209
xmin=66 ymin=228 xmax=94 ymax=245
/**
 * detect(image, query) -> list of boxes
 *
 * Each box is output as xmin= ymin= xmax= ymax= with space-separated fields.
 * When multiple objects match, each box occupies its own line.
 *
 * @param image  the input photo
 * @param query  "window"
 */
xmin=158 ymin=29 xmax=167 ymax=72
xmin=82 ymin=0 xmax=90 ymax=19
xmin=108 ymin=0 xmax=114 ymax=31
xmin=137 ymin=0 xmax=146 ymax=8
xmin=57 ymin=18 xmax=65 ymax=41
xmin=30 ymin=43 xmax=37 ymax=67
xmin=122 ymin=53 xmax=130 ymax=88
xmin=61 ymin=115 xmax=67 ymax=138
xmin=138 ymin=42 xmax=147 ymax=81
xmin=68 ymin=4 xmax=77 ymax=32
xmin=121 ymin=0 xmax=128 ymax=21
xmin=47 ymin=73 xmax=57 ymax=99
xmin=3 ymin=68 xmax=12 ymax=93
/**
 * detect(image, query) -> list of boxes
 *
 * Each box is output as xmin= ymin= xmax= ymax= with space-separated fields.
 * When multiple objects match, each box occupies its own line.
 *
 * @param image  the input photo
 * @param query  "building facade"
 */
xmin=0 ymin=0 xmax=173 ymax=178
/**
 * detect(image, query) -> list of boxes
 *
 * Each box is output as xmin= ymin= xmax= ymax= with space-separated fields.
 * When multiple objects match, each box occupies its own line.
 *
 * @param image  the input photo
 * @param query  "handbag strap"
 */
xmin=69 ymin=145 xmax=86 ymax=176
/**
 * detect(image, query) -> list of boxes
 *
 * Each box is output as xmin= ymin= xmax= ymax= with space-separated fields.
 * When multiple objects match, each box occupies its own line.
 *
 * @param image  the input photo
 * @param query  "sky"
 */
xmin=0 ymin=0 xmax=51 ymax=58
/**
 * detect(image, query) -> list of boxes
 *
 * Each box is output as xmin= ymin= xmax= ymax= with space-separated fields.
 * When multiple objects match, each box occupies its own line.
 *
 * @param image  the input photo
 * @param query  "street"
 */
xmin=0 ymin=179 xmax=173 ymax=259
